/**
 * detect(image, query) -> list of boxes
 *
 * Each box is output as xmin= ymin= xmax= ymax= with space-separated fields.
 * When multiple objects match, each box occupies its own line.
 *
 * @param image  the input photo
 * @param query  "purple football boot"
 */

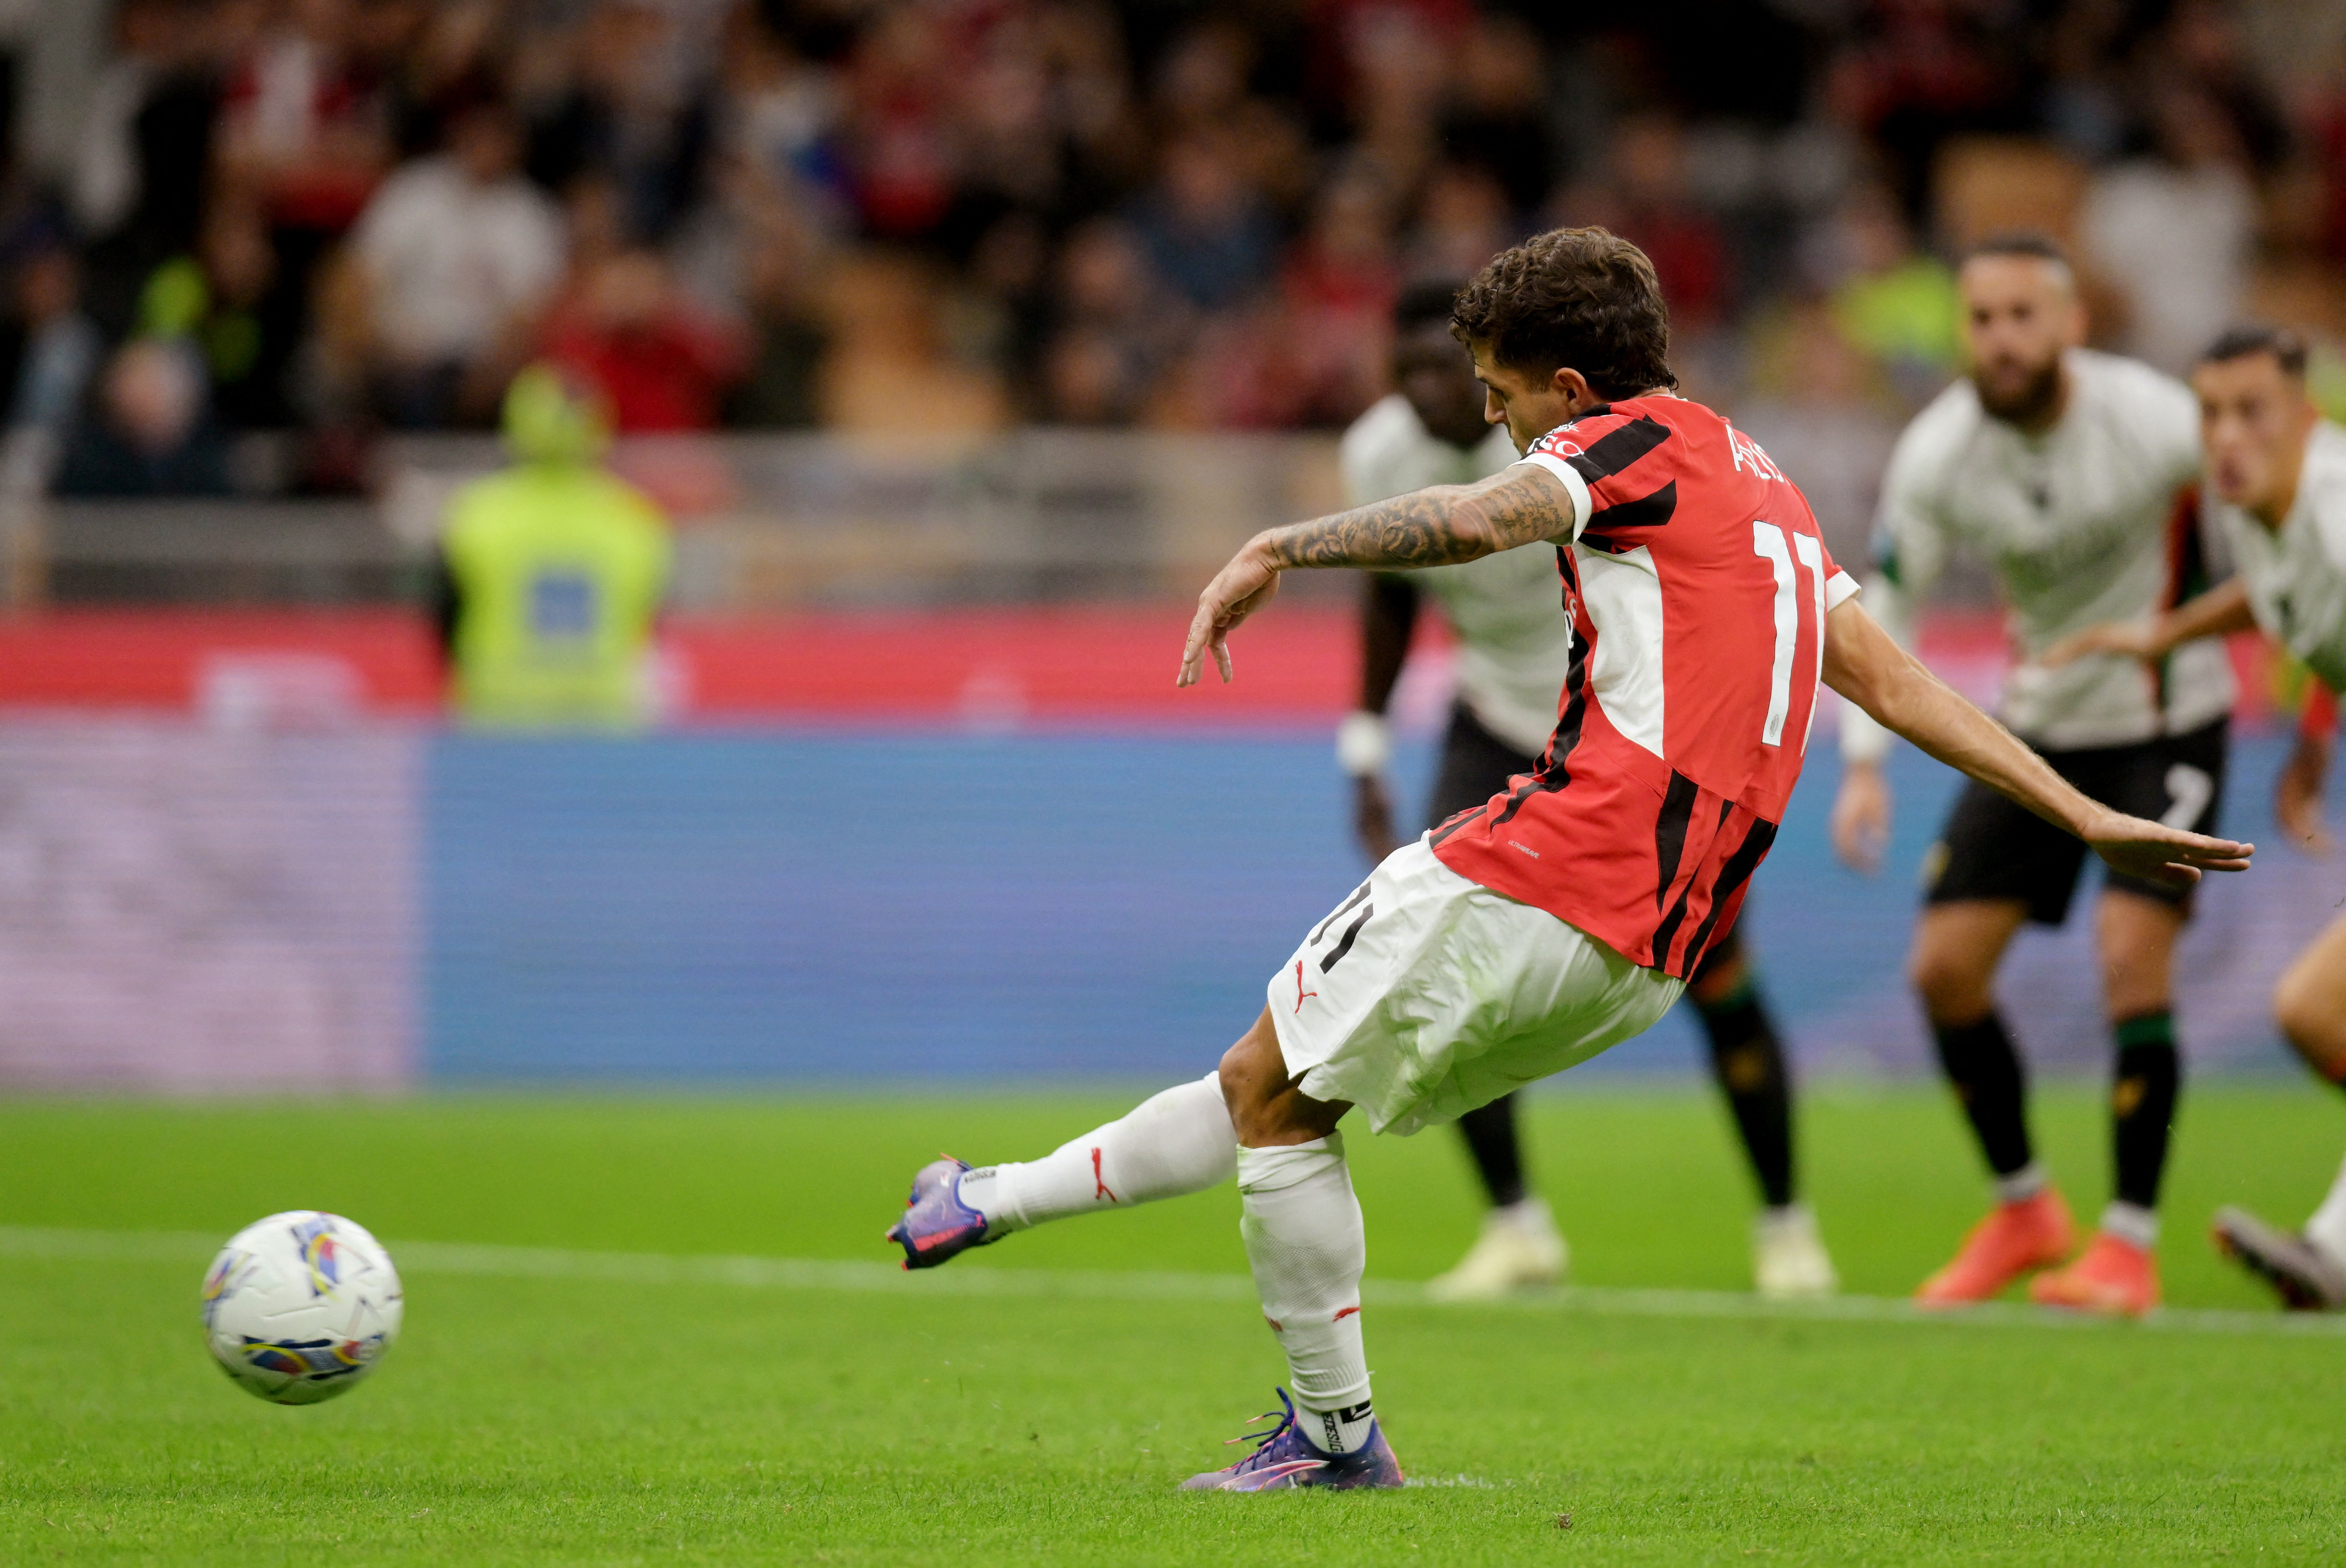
xmin=1181 ymin=1388 xmax=1405 ymax=1492
xmin=885 ymin=1157 xmax=999 ymax=1269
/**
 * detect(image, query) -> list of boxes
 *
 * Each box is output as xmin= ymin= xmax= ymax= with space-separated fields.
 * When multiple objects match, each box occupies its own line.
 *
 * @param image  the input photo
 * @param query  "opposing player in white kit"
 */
xmin=2051 ymin=327 xmax=2346 ymax=1308
xmin=1339 ymin=280 xmax=1836 ymax=1300
xmin=885 ymin=229 xmax=2249 ymax=1491
xmin=1832 ymin=236 xmax=2236 ymax=1316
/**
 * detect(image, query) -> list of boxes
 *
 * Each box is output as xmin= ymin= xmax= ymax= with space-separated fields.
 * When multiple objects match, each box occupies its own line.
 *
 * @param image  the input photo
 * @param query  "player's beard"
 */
xmin=1972 ymin=351 xmax=2064 ymax=426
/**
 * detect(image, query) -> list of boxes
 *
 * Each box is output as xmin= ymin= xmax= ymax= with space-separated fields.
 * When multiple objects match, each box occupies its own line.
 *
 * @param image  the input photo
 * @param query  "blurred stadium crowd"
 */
xmin=0 ymin=0 xmax=2342 ymax=498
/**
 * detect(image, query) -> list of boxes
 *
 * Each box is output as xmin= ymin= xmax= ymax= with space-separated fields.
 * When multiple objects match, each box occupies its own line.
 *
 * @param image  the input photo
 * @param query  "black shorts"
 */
xmin=1923 ymin=716 xmax=2228 ymax=926
xmin=1423 ymin=701 xmax=1747 ymax=983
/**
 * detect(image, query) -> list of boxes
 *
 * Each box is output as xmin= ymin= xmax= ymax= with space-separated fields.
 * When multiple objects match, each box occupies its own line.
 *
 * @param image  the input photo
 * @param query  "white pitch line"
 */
xmin=5 ymin=1225 xmax=2344 ymax=1340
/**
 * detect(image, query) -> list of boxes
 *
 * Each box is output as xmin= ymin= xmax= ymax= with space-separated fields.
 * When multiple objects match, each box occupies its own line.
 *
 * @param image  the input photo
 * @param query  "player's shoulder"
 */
xmin=2298 ymin=420 xmax=2346 ymax=537
xmin=1339 ymin=393 xmax=1428 ymax=497
xmin=1890 ymin=377 xmax=1985 ymax=460
xmin=2071 ymin=348 xmax=2196 ymax=425
xmin=1525 ymin=394 xmax=1685 ymax=485
xmin=1340 ymin=394 xmax=1429 ymax=474
xmin=1340 ymin=393 xmax=1423 ymax=462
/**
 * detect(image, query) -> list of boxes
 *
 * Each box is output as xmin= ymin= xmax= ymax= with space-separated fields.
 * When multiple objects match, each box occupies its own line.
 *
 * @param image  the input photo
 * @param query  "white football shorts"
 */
xmin=1267 ymin=838 xmax=1683 ymax=1136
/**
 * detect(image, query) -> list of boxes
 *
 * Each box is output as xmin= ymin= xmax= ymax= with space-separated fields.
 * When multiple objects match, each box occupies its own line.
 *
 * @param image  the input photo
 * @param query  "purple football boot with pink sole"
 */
xmin=1182 ymin=1388 xmax=1405 ymax=1492
xmin=885 ymin=1157 xmax=998 ymax=1269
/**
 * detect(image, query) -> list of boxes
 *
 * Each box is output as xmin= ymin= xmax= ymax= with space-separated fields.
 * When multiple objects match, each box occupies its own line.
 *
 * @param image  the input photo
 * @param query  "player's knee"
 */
xmin=1218 ymin=1025 xmax=1283 ymax=1137
xmin=2276 ymin=965 xmax=2346 ymax=1078
xmin=1908 ymin=946 xmax=1990 ymax=1023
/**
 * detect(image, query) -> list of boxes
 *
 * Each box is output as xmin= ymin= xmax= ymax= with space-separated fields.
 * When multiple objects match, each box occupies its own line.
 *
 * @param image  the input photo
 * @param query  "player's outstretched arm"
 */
xmin=1822 ymin=598 xmax=2254 ymax=888
xmin=2041 ymin=578 xmax=2256 ymax=668
xmin=1179 ymin=467 xmax=1575 ymax=686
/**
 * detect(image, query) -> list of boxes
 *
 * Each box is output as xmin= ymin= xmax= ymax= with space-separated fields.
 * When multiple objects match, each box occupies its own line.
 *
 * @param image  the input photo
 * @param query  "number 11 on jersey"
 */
xmin=1752 ymin=521 xmax=1827 ymax=751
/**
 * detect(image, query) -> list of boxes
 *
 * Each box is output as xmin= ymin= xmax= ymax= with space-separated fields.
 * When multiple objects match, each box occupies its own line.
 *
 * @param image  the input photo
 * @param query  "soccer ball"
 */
xmin=201 ymin=1211 xmax=403 ymax=1405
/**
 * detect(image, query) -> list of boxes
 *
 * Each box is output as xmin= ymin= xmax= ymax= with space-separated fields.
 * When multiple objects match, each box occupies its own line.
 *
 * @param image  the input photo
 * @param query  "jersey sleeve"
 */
xmin=1514 ymin=407 xmax=1681 ymax=543
xmin=1821 ymin=542 xmax=1861 ymax=612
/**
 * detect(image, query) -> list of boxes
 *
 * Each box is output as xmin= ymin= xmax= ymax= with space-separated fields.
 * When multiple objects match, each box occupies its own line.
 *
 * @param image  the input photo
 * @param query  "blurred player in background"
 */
xmin=1831 ymin=236 xmax=2234 ymax=1316
xmin=1340 ymin=280 xmax=1835 ymax=1299
xmin=433 ymin=364 xmax=671 ymax=730
xmin=886 ymin=228 xmax=2249 ymax=1492
xmin=2050 ymin=327 xmax=2346 ymax=1309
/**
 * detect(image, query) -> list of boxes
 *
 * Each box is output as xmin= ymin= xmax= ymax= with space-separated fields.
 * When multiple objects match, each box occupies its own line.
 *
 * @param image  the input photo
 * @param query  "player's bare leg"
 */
xmin=2031 ymin=891 xmax=2183 ymax=1316
xmin=1912 ymin=899 xmax=2078 ymax=1304
xmin=2215 ymin=911 xmax=2346 ymax=1309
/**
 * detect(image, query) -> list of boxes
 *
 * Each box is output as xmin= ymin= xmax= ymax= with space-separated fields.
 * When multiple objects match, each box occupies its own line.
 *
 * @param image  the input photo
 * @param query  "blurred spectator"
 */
xmin=2083 ymin=83 xmax=2255 ymax=374
xmin=70 ymin=0 xmax=193 ymax=244
xmin=527 ymin=1 xmax=712 ymax=247
xmin=216 ymin=0 xmax=391 ymax=234
xmin=817 ymin=251 xmax=1005 ymax=434
xmin=31 ymin=0 xmax=2341 ymax=447
xmin=1438 ymin=14 xmax=1553 ymax=216
xmin=56 ymin=339 xmax=229 ymax=497
xmin=1733 ymin=300 xmax=1900 ymax=570
xmin=1208 ymin=173 xmax=1398 ymax=429
xmin=1812 ymin=181 xmax=1961 ymax=410
xmin=541 ymin=250 xmax=748 ymax=432
xmin=1127 ymin=135 xmax=1277 ymax=312
xmin=75 ymin=0 xmax=226 ymax=340
xmin=383 ymin=0 xmax=509 ymax=160
xmin=718 ymin=3 xmax=848 ymax=229
xmin=1040 ymin=219 xmax=1173 ymax=425
xmin=1404 ymin=162 xmax=1515 ymax=280
xmin=1565 ymin=115 xmax=1732 ymax=335
xmin=2 ymin=248 xmax=103 ymax=437
xmin=349 ymin=101 xmax=566 ymax=427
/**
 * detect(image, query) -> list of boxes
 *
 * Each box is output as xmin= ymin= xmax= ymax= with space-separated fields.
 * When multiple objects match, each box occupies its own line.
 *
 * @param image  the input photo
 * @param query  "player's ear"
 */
xmin=1552 ymin=366 xmax=1598 ymax=413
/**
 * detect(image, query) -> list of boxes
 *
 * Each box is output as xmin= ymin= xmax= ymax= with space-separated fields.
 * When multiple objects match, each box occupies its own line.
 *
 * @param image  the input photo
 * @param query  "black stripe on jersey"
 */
xmin=1651 ymin=771 xmax=1702 ymax=911
xmin=1677 ymin=815 xmax=1780 ymax=980
xmin=1652 ymin=796 xmax=1732 ymax=967
xmin=1310 ymin=881 xmax=1371 ymax=944
xmin=1586 ymin=479 xmax=1677 ymax=533
xmin=1429 ymin=805 xmax=1483 ymax=847
xmin=1563 ymin=416 xmax=1670 ymax=485
xmin=1492 ymin=593 xmax=1589 ymax=829
xmin=1318 ymin=902 xmax=1373 ymax=972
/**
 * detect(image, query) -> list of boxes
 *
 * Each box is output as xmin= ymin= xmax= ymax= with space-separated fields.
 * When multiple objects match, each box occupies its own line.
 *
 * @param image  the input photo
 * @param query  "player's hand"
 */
xmin=1179 ymin=538 xmax=1281 ymax=687
xmin=2081 ymin=806 xmax=2254 ymax=888
xmin=1353 ymin=775 xmax=1400 ymax=863
xmin=2042 ymin=620 xmax=2159 ymax=669
xmin=1831 ymin=762 xmax=1891 ymax=874
xmin=2276 ymin=734 xmax=2334 ymax=857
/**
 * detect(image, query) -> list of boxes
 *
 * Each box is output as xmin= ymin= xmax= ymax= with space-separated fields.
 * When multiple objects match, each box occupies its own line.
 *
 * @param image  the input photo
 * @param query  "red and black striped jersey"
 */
xmin=1429 ymin=396 xmax=1859 ymax=980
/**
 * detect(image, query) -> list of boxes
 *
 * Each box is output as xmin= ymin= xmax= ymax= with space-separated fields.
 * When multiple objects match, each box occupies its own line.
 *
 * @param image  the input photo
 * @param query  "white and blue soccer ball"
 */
xmin=201 ymin=1211 xmax=403 ymax=1405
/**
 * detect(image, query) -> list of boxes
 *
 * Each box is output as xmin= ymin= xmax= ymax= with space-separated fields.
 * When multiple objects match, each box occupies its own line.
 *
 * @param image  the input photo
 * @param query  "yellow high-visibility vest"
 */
xmin=442 ymin=461 xmax=671 ymax=729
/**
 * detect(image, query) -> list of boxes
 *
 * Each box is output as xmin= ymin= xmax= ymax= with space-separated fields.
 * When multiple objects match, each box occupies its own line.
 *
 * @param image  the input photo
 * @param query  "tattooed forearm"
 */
xmin=1258 ymin=468 xmax=1577 ymax=571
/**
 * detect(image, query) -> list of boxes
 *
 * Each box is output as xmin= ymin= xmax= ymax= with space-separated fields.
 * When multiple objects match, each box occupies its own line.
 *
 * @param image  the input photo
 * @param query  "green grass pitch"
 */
xmin=5 ymin=1082 xmax=2346 ymax=1565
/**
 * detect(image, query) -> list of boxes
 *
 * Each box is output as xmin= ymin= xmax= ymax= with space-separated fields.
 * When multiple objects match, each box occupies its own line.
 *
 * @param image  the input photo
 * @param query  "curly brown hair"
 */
xmin=1449 ymin=227 xmax=1678 ymax=399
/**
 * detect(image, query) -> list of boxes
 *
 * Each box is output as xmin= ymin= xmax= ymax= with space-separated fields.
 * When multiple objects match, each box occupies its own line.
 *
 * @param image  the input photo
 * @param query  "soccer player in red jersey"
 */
xmin=886 ymin=229 xmax=2253 ymax=1492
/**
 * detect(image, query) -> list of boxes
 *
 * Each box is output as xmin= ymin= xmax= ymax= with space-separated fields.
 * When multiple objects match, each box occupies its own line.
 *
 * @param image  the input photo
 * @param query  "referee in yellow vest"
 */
xmin=434 ymin=365 xmax=672 ymax=729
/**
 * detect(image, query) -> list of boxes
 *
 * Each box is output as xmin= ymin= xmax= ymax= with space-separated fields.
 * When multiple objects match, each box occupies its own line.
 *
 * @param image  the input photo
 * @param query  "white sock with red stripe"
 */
xmin=957 ymin=1071 xmax=1234 ymax=1233
xmin=1238 ymin=1135 xmax=1374 ymax=1455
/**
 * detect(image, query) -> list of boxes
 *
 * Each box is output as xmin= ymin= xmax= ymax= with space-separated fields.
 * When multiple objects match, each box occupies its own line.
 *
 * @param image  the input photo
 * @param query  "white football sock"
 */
xmin=1238 ymin=1135 xmax=1374 ymax=1455
xmin=1993 ymin=1162 xmax=2047 ymax=1204
xmin=2304 ymin=1151 xmax=2346 ymax=1268
xmin=956 ymin=1071 xmax=1235 ymax=1233
xmin=2100 ymin=1200 xmax=2158 ymax=1250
